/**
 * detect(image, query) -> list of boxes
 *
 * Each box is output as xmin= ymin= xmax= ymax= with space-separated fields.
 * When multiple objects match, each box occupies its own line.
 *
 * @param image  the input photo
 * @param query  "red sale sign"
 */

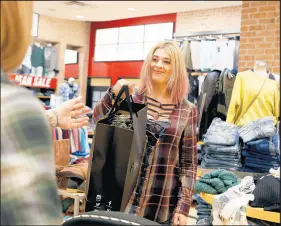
xmin=8 ymin=74 xmax=57 ymax=89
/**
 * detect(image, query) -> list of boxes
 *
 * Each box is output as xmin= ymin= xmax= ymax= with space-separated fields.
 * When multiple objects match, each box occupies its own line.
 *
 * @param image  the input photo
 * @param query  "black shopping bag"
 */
xmin=85 ymin=85 xmax=147 ymax=212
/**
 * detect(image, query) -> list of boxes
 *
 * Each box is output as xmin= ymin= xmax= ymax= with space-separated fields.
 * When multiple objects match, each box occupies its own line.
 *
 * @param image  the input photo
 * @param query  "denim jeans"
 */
xmin=193 ymin=194 xmax=210 ymax=206
xmin=203 ymin=118 xmax=239 ymax=146
xmin=204 ymin=154 xmax=241 ymax=162
xmin=202 ymin=156 xmax=242 ymax=167
xmin=207 ymin=117 xmax=239 ymax=134
xmin=244 ymin=159 xmax=280 ymax=167
xmin=239 ymin=116 xmax=276 ymax=143
xmin=242 ymin=150 xmax=280 ymax=160
xmin=240 ymin=166 xmax=267 ymax=173
xmin=244 ymin=133 xmax=279 ymax=154
xmin=204 ymin=142 xmax=240 ymax=153
xmin=244 ymin=155 xmax=280 ymax=163
xmin=244 ymin=162 xmax=279 ymax=169
xmin=208 ymin=153 xmax=241 ymax=160
xmin=201 ymin=160 xmax=240 ymax=171
xmin=203 ymin=133 xmax=239 ymax=146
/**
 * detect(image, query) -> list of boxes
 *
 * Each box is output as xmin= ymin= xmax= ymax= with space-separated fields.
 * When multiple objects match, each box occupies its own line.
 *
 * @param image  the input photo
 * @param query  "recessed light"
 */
xmin=128 ymin=7 xmax=137 ymax=11
xmin=75 ymin=15 xmax=85 ymax=19
xmin=49 ymin=8 xmax=56 ymax=11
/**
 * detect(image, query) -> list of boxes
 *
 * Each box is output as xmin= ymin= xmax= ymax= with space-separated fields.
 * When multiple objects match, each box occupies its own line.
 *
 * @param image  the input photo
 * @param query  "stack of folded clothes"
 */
xmin=194 ymin=169 xmax=239 ymax=195
xmin=201 ymin=118 xmax=242 ymax=170
xmin=194 ymin=169 xmax=240 ymax=225
xmin=193 ymin=194 xmax=213 ymax=225
xmin=239 ymin=117 xmax=280 ymax=173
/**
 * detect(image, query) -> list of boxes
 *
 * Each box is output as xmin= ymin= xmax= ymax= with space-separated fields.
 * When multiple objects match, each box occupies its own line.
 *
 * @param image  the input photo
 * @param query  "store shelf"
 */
xmin=199 ymin=192 xmax=280 ymax=223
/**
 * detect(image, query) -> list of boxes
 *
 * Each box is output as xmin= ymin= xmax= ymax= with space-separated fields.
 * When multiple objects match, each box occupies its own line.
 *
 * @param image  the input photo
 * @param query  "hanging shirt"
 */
xmin=226 ymin=70 xmax=280 ymax=126
xmin=31 ymin=44 xmax=45 ymax=68
xmin=190 ymin=41 xmax=201 ymax=70
xmin=44 ymin=46 xmax=59 ymax=73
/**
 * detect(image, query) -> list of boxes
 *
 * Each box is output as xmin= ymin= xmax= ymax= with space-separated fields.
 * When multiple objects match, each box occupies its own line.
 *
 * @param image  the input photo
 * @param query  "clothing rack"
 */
xmin=172 ymin=31 xmax=241 ymax=41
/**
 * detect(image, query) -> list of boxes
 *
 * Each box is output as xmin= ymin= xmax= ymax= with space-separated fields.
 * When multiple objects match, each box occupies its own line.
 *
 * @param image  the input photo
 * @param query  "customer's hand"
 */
xmin=111 ymin=79 xmax=137 ymax=96
xmin=172 ymin=213 xmax=188 ymax=225
xmin=57 ymin=96 xmax=91 ymax=129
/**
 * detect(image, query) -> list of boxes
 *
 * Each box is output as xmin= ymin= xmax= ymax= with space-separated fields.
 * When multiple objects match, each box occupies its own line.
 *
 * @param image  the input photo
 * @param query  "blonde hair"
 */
xmin=1 ymin=1 xmax=33 ymax=72
xmin=138 ymin=41 xmax=189 ymax=105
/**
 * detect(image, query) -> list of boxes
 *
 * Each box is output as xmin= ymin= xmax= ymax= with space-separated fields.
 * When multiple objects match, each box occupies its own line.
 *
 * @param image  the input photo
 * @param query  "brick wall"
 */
xmin=238 ymin=1 xmax=280 ymax=73
xmin=176 ymin=6 xmax=242 ymax=36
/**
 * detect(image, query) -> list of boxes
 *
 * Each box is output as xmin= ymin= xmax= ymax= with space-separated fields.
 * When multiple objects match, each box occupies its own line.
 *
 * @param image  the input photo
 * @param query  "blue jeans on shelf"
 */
xmin=200 ymin=160 xmax=240 ymax=171
xmin=204 ymin=154 xmax=241 ymax=162
xmin=244 ymin=133 xmax=279 ymax=154
xmin=203 ymin=133 xmax=239 ymax=146
xmin=244 ymin=162 xmax=279 ymax=169
xmin=202 ymin=155 xmax=242 ymax=167
xmin=240 ymin=166 xmax=270 ymax=173
xmin=203 ymin=118 xmax=239 ymax=146
xmin=239 ymin=116 xmax=276 ymax=143
xmin=204 ymin=142 xmax=240 ymax=154
xmin=242 ymin=150 xmax=280 ymax=161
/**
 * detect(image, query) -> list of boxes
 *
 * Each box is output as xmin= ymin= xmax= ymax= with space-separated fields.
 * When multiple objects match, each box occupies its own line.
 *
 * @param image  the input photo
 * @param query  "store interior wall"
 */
xmin=36 ymin=14 xmax=90 ymax=103
xmin=88 ymin=13 xmax=177 ymax=86
xmin=238 ymin=1 xmax=280 ymax=74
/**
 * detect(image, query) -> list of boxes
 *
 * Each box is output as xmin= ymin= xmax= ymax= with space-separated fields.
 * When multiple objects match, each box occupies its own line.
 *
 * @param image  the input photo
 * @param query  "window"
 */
xmin=94 ymin=22 xmax=174 ymax=62
xmin=64 ymin=49 xmax=78 ymax=64
xmin=92 ymin=87 xmax=108 ymax=108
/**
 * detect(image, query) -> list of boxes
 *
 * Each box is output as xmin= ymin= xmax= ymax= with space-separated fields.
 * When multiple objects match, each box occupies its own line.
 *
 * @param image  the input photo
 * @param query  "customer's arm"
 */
xmin=174 ymin=105 xmax=198 ymax=217
xmin=1 ymin=90 xmax=61 ymax=225
xmin=46 ymin=96 xmax=90 ymax=129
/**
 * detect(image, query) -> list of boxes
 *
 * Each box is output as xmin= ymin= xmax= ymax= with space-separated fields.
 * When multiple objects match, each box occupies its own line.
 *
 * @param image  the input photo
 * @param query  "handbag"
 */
xmin=54 ymin=139 xmax=70 ymax=189
xmin=85 ymin=85 xmax=147 ymax=212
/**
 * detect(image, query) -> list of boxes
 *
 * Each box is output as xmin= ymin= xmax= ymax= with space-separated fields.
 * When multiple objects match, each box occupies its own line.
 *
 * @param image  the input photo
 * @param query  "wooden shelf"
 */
xmin=37 ymin=96 xmax=51 ymax=99
xmin=200 ymin=192 xmax=280 ymax=223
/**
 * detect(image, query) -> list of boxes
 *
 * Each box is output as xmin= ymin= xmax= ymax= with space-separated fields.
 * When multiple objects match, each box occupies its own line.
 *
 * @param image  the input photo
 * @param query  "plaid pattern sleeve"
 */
xmin=1 ymin=79 xmax=62 ymax=225
xmin=174 ymin=105 xmax=198 ymax=216
xmin=92 ymin=88 xmax=115 ymax=123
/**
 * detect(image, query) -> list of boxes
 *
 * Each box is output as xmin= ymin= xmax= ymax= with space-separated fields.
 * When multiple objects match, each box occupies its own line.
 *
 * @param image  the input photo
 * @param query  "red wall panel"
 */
xmin=65 ymin=64 xmax=79 ymax=79
xmin=88 ymin=13 xmax=177 ymax=85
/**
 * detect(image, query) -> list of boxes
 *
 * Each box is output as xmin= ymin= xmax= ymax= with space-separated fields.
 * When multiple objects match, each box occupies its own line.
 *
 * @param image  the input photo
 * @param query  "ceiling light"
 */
xmin=128 ymin=7 xmax=137 ymax=11
xmin=49 ymin=8 xmax=56 ymax=12
xmin=75 ymin=15 xmax=85 ymax=19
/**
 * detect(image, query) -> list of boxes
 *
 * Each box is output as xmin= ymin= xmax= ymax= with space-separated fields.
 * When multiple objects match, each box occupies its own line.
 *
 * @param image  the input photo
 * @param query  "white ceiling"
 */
xmin=33 ymin=1 xmax=242 ymax=22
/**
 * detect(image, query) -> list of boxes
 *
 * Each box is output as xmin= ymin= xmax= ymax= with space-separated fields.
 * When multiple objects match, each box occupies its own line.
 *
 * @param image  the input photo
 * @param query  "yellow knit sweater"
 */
xmin=226 ymin=70 xmax=279 ymax=127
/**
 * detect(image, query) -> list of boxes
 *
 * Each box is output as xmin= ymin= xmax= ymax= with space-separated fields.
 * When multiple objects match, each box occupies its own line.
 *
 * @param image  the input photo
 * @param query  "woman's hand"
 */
xmin=172 ymin=213 xmax=188 ymax=226
xmin=57 ymin=96 xmax=91 ymax=129
xmin=111 ymin=79 xmax=137 ymax=97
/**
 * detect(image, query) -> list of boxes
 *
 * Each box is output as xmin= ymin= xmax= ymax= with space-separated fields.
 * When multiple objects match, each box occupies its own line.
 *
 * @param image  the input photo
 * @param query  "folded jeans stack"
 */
xmin=193 ymin=194 xmax=213 ymax=225
xmin=201 ymin=118 xmax=242 ymax=170
xmin=239 ymin=117 xmax=280 ymax=173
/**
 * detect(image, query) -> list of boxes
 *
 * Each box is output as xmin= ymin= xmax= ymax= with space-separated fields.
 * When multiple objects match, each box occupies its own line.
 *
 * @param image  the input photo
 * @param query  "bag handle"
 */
xmin=109 ymin=85 xmax=134 ymax=121
xmin=234 ymin=78 xmax=267 ymax=124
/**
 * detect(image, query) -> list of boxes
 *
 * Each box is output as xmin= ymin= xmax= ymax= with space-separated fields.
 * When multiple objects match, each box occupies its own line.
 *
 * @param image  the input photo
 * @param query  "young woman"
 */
xmin=92 ymin=41 xmax=197 ymax=225
xmin=1 ymin=2 xmax=89 ymax=224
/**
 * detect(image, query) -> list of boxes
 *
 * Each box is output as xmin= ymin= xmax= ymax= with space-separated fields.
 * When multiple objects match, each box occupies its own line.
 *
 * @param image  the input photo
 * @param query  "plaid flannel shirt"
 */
xmin=1 ymin=73 xmax=61 ymax=225
xmin=92 ymin=88 xmax=197 ymax=223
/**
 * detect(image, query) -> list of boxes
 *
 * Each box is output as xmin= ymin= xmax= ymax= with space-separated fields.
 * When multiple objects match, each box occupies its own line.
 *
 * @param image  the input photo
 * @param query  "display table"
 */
xmin=58 ymin=189 xmax=85 ymax=216
xmin=199 ymin=192 xmax=280 ymax=223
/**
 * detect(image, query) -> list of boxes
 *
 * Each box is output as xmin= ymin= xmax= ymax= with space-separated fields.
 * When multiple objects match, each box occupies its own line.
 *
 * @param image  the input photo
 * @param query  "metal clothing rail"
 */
xmin=173 ymin=30 xmax=241 ymax=39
